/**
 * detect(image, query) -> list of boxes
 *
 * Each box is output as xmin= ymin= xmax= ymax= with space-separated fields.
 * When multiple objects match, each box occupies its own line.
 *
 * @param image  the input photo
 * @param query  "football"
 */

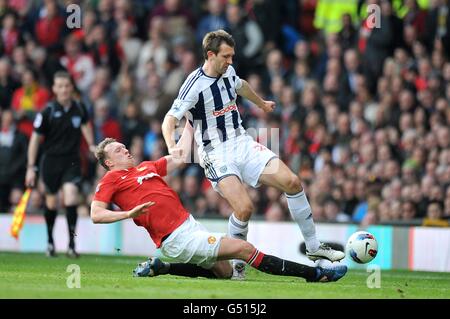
xmin=346 ymin=231 xmax=378 ymax=264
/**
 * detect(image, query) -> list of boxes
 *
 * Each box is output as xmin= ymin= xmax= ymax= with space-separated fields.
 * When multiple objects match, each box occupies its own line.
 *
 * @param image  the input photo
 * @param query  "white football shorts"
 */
xmin=199 ymin=133 xmax=278 ymax=192
xmin=159 ymin=215 xmax=225 ymax=269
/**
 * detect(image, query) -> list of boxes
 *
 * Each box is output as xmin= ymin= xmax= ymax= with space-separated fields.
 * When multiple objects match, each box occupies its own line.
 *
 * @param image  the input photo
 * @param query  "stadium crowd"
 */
xmin=0 ymin=0 xmax=449 ymax=227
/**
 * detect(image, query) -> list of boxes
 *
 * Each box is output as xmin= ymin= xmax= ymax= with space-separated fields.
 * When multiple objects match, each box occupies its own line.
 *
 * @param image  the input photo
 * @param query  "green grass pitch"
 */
xmin=0 ymin=252 xmax=448 ymax=299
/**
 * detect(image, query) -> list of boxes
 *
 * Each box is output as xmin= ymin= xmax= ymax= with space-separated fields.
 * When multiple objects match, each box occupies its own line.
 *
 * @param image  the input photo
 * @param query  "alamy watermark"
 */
xmin=366 ymin=264 xmax=381 ymax=288
xmin=66 ymin=4 xmax=81 ymax=29
xmin=66 ymin=264 xmax=81 ymax=288
xmin=367 ymin=4 xmax=381 ymax=29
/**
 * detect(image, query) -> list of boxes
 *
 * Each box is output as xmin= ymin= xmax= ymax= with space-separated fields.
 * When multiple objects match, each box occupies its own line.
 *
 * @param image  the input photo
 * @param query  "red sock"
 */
xmin=246 ymin=248 xmax=265 ymax=268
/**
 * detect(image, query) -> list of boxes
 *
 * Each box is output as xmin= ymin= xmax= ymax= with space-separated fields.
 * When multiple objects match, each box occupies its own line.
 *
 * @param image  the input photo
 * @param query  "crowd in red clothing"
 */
xmin=0 ymin=0 xmax=449 ymax=228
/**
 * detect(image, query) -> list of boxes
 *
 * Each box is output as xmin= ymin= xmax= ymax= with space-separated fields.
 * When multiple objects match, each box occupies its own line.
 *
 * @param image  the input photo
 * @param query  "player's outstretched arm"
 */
xmin=81 ymin=122 xmax=96 ymax=153
xmin=25 ymin=132 xmax=41 ymax=188
xmin=236 ymin=79 xmax=275 ymax=113
xmin=162 ymin=114 xmax=178 ymax=153
xmin=165 ymin=119 xmax=194 ymax=173
xmin=91 ymin=200 xmax=155 ymax=224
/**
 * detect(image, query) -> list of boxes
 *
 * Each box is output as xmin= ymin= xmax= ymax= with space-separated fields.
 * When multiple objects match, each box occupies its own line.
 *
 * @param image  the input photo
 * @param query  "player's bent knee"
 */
xmin=236 ymin=202 xmax=254 ymax=219
xmin=285 ymin=175 xmax=302 ymax=194
xmin=45 ymin=196 xmax=57 ymax=210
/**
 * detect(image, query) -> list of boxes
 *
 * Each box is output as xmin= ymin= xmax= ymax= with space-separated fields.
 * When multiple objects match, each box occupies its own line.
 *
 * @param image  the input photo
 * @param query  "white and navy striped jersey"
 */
xmin=167 ymin=65 xmax=247 ymax=152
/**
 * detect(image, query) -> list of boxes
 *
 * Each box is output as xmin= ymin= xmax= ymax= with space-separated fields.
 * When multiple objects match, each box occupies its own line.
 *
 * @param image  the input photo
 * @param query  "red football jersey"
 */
xmin=93 ymin=157 xmax=189 ymax=247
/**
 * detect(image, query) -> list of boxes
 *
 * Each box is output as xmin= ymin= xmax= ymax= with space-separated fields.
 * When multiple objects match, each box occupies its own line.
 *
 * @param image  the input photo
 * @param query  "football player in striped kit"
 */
xmin=162 ymin=30 xmax=344 ymax=280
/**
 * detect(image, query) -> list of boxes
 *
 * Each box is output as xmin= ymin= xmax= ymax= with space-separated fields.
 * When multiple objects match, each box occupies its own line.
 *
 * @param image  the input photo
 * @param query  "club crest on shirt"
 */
xmin=137 ymin=166 xmax=147 ymax=172
xmin=207 ymin=236 xmax=216 ymax=244
xmin=33 ymin=113 xmax=43 ymax=128
xmin=220 ymin=166 xmax=227 ymax=173
xmin=71 ymin=116 xmax=81 ymax=128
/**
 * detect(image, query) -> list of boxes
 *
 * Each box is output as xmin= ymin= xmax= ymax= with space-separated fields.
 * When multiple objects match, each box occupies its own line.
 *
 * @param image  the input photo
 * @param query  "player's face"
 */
xmin=53 ymin=78 xmax=73 ymax=103
xmin=213 ymin=43 xmax=234 ymax=75
xmin=104 ymin=142 xmax=134 ymax=170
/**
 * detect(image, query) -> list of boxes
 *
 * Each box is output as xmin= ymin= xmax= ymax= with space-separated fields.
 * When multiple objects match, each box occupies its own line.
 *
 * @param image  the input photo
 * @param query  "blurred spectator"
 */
xmin=149 ymin=0 xmax=196 ymax=41
xmin=324 ymin=197 xmax=351 ymax=222
xmin=116 ymin=19 xmax=142 ymax=71
xmin=1 ymin=11 xmax=23 ymax=56
xmin=11 ymin=68 xmax=50 ymax=138
xmin=196 ymin=0 xmax=229 ymax=45
xmin=92 ymin=97 xmax=122 ymax=144
xmin=60 ymin=34 xmax=95 ymax=94
xmin=120 ymin=100 xmax=147 ymax=148
xmin=136 ymin=16 xmax=169 ymax=81
xmin=180 ymin=166 xmax=202 ymax=213
xmin=226 ymin=3 xmax=264 ymax=78
xmin=0 ymin=57 xmax=20 ymax=110
xmin=0 ymin=109 xmax=27 ymax=212
xmin=423 ymin=201 xmax=449 ymax=226
xmin=33 ymin=0 xmax=66 ymax=54
xmin=338 ymin=13 xmax=357 ymax=52
xmin=87 ymin=23 xmax=122 ymax=77
xmin=0 ymin=0 xmax=447 ymax=226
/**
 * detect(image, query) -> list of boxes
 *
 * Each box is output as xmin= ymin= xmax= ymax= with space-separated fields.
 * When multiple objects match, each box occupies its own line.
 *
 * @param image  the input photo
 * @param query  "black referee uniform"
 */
xmin=33 ymin=99 xmax=88 ymax=255
xmin=34 ymin=101 xmax=87 ymax=192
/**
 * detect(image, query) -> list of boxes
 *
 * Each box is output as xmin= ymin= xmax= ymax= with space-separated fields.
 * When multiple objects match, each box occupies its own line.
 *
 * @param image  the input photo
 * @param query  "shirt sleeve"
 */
xmin=167 ymin=73 xmax=200 ymax=120
xmin=79 ymin=102 xmax=89 ymax=124
xmin=153 ymin=157 xmax=167 ymax=177
xmin=93 ymin=176 xmax=117 ymax=203
xmin=33 ymin=108 xmax=49 ymax=135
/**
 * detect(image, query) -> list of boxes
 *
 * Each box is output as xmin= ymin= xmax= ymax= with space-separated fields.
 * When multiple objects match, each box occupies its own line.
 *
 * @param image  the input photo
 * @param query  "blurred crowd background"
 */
xmin=0 ymin=0 xmax=449 ymax=227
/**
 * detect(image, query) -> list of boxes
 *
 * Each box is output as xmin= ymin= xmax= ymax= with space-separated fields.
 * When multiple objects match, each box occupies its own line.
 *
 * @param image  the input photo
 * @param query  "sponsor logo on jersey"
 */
xmin=212 ymin=104 xmax=237 ymax=117
xmin=137 ymin=172 xmax=160 ymax=185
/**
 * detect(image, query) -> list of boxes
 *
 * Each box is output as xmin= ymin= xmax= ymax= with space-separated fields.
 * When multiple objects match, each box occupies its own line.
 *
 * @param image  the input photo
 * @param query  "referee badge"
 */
xmin=71 ymin=116 xmax=81 ymax=128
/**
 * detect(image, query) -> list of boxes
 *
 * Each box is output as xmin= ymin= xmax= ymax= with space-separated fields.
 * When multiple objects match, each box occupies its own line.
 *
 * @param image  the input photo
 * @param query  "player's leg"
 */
xmin=217 ymin=176 xmax=254 ymax=279
xmin=258 ymin=158 xmax=345 ymax=262
xmin=133 ymin=257 xmax=220 ymax=278
xmin=217 ymin=237 xmax=347 ymax=282
xmin=41 ymin=155 xmax=61 ymax=257
xmin=62 ymin=182 xmax=79 ymax=258
xmin=44 ymin=193 xmax=58 ymax=257
xmin=62 ymin=157 xmax=82 ymax=258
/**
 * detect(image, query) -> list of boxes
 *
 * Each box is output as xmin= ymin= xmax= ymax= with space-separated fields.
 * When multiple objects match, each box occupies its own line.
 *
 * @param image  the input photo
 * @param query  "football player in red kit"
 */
xmin=90 ymin=121 xmax=347 ymax=282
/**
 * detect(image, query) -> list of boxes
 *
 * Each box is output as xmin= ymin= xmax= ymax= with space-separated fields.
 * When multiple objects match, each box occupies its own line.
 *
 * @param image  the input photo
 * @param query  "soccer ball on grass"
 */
xmin=346 ymin=231 xmax=378 ymax=264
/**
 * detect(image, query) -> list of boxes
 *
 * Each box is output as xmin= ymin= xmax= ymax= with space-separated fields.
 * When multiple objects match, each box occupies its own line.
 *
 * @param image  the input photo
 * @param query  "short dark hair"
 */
xmin=53 ymin=71 xmax=73 ymax=83
xmin=202 ymin=30 xmax=235 ymax=60
xmin=95 ymin=138 xmax=116 ymax=170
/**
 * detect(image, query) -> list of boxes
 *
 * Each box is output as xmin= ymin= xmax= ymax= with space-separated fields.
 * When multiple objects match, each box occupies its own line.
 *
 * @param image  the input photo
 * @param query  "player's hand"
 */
xmin=25 ymin=168 xmax=36 ymax=188
xmin=128 ymin=201 xmax=155 ymax=218
xmin=169 ymin=147 xmax=183 ymax=159
xmin=89 ymin=144 xmax=97 ymax=154
xmin=260 ymin=100 xmax=275 ymax=113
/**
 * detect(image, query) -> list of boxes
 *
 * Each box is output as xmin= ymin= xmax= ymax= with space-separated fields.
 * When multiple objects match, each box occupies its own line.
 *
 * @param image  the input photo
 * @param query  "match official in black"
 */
xmin=25 ymin=71 xmax=95 ymax=258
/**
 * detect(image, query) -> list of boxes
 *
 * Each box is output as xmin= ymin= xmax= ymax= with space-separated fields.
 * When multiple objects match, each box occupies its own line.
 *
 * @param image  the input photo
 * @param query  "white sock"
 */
xmin=228 ymin=213 xmax=248 ymax=267
xmin=286 ymin=190 xmax=320 ymax=253
xmin=228 ymin=213 xmax=248 ymax=240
